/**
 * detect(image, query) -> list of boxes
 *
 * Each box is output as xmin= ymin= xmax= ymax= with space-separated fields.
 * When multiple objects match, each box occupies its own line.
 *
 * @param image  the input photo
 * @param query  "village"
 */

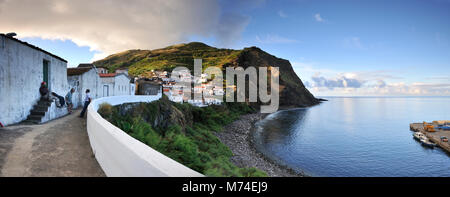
xmin=137 ymin=70 xmax=224 ymax=107
xmin=0 ymin=33 xmax=223 ymax=127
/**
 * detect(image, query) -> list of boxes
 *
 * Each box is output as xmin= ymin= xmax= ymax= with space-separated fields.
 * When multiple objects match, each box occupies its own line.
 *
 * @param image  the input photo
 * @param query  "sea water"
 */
xmin=253 ymin=97 xmax=450 ymax=177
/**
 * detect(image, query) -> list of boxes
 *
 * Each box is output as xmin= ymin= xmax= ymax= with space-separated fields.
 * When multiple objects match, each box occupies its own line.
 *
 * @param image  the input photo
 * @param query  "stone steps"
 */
xmin=26 ymin=114 xmax=43 ymax=121
xmin=25 ymin=98 xmax=52 ymax=124
xmin=33 ymin=105 xmax=48 ymax=111
xmin=30 ymin=110 xmax=46 ymax=116
xmin=38 ymin=100 xmax=52 ymax=106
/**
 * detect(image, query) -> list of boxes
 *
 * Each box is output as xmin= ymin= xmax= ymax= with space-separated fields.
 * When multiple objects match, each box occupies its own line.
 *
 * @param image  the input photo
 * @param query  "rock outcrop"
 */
xmin=115 ymin=95 xmax=193 ymax=133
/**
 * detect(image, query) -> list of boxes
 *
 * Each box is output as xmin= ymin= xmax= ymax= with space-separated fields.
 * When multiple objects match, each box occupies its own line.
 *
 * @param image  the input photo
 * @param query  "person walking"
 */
xmin=66 ymin=88 xmax=75 ymax=114
xmin=79 ymin=89 xmax=92 ymax=118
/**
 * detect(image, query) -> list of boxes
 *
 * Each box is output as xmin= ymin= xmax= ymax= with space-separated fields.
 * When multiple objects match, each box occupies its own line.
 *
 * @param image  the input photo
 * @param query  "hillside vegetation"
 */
xmin=98 ymin=95 xmax=267 ymax=177
xmin=94 ymin=42 xmax=241 ymax=76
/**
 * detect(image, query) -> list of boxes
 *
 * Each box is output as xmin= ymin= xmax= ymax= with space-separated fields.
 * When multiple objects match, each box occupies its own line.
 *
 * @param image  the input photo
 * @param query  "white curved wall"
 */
xmin=86 ymin=94 xmax=204 ymax=177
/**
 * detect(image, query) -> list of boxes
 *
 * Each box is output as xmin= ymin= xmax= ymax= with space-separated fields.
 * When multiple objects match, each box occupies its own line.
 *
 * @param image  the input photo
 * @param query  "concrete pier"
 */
xmin=410 ymin=123 xmax=450 ymax=153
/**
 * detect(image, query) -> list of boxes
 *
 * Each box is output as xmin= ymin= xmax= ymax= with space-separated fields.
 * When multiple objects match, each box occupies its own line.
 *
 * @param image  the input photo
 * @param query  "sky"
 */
xmin=1 ymin=0 xmax=449 ymax=96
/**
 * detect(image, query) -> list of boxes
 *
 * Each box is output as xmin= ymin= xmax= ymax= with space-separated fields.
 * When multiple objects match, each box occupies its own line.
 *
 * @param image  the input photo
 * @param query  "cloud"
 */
xmin=306 ymin=72 xmax=450 ymax=96
xmin=304 ymin=81 xmax=312 ymax=88
xmin=314 ymin=13 xmax=324 ymax=22
xmin=278 ymin=10 xmax=288 ymax=18
xmin=426 ymin=76 xmax=450 ymax=81
xmin=0 ymin=0 xmax=252 ymax=61
xmin=379 ymin=82 xmax=450 ymax=95
xmin=256 ymin=34 xmax=299 ymax=44
xmin=343 ymin=37 xmax=366 ymax=49
xmin=311 ymin=75 xmax=365 ymax=89
xmin=295 ymin=62 xmax=450 ymax=96
xmin=216 ymin=12 xmax=250 ymax=47
xmin=375 ymin=80 xmax=386 ymax=88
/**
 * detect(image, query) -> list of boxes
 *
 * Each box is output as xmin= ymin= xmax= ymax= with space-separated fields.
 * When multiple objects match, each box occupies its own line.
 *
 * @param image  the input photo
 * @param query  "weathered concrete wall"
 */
xmin=100 ymin=74 xmax=134 ymax=97
xmin=41 ymin=101 xmax=69 ymax=123
xmin=68 ymin=69 xmax=103 ymax=109
xmin=67 ymin=75 xmax=82 ymax=109
xmin=0 ymin=36 xmax=69 ymax=126
xmin=102 ymin=83 xmax=114 ymax=97
xmin=138 ymin=81 xmax=160 ymax=95
xmin=114 ymin=74 xmax=132 ymax=96
xmin=80 ymin=69 xmax=103 ymax=102
xmin=86 ymin=94 xmax=203 ymax=177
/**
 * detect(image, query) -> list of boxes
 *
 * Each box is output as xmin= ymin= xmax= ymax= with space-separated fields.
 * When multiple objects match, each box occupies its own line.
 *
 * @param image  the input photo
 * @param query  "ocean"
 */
xmin=253 ymin=97 xmax=450 ymax=177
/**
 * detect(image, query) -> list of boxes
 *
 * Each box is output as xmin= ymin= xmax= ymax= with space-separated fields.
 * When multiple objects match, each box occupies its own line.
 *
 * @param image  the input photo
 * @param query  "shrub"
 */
xmin=103 ymin=99 xmax=266 ymax=177
xmin=98 ymin=102 xmax=113 ymax=120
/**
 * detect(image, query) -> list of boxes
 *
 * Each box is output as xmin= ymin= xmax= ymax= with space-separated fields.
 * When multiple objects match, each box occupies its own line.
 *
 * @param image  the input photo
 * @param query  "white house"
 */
xmin=115 ymin=68 xmax=129 ymax=75
xmin=79 ymin=63 xmax=109 ymax=74
xmin=67 ymin=65 xmax=103 ymax=109
xmin=99 ymin=73 xmax=135 ymax=97
xmin=0 ymin=33 xmax=69 ymax=125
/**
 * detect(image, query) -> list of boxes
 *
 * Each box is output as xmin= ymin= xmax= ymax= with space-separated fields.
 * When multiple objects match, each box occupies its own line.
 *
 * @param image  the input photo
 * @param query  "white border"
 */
xmin=86 ymin=94 xmax=204 ymax=177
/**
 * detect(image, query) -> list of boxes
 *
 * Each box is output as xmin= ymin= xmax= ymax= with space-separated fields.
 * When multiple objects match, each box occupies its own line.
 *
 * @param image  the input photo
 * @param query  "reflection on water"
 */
xmin=254 ymin=97 xmax=450 ymax=177
xmin=258 ymin=109 xmax=308 ymax=145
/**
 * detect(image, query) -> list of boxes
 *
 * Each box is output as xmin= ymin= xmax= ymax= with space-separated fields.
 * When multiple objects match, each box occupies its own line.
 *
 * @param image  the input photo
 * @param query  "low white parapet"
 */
xmin=86 ymin=94 xmax=204 ymax=177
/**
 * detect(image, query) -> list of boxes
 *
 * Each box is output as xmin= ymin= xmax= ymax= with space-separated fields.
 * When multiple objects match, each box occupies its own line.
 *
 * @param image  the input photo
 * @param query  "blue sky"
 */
xmin=3 ymin=0 xmax=449 ymax=96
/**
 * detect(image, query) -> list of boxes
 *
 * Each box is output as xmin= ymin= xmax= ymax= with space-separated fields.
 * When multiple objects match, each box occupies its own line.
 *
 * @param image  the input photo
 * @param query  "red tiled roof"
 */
xmin=99 ymin=73 xmax=116 ymax=78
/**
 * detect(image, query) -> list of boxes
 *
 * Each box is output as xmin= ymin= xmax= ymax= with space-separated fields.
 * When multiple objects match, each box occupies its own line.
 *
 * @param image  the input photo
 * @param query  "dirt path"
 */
xmin=0 ymin=109 xmax=105 ymax=177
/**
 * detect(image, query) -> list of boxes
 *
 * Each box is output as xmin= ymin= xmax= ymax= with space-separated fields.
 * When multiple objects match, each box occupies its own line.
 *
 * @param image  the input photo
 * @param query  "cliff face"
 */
xmin=94 ymin=42 xmax=319 ymax=108
xmin=232 ymin=47 xmax=319 ymax=107
xmin=116 ymin=95 xmax=193 ymax=133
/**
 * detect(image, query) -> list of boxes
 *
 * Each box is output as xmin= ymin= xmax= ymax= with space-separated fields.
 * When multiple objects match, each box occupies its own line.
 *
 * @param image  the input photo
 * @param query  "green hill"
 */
xmin=94 ymin=42 xmax=240 ymax=75
xmin=94 ymin=42 xmax=319 ymax=107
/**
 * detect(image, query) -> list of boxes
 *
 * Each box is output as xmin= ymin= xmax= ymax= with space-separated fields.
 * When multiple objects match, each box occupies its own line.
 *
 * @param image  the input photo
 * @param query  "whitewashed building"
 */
xmin=99 ymin=73 xmax=135 ymax=97
xmin=79 ymin=63 xmax=109 ymax=74
xmin=0 ymin=33 xmax=69 ymax=125
xmin=115 ymin=68 xmax=129 ymax=75
xmin=67 ymin=65 xmax=103 ymax=109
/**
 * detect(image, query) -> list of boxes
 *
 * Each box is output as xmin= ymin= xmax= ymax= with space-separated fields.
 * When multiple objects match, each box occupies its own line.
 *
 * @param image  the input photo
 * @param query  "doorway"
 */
xmin=103 ymin=85 xmax=109 ymax=97
xmin=43 ymin=60 xmax=49 ymax=86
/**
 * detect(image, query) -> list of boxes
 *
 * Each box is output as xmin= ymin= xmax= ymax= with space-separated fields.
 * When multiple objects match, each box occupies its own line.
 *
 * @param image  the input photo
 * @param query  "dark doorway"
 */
xmin=103 ymin=85 xmax=109 ymax=97
xmin=43 ymin=60 xmax=49 ymax=85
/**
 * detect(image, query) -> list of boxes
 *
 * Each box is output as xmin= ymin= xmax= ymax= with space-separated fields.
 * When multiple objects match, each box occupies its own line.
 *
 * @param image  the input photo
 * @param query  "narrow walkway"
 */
xmin=0 ymin=109 xmax=105 ymax=177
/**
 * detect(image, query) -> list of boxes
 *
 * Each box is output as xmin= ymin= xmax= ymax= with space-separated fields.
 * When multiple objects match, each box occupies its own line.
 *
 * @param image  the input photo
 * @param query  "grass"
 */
xmin=98 ymin=100 xmax=267 ymax=177
xmin=93 ymin=42 xmax=242 ymax=77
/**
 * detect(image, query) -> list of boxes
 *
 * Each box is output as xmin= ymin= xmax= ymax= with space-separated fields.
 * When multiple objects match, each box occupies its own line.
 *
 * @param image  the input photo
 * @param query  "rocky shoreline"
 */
xmin=214 ymin=113 xmax=306 ymax=177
